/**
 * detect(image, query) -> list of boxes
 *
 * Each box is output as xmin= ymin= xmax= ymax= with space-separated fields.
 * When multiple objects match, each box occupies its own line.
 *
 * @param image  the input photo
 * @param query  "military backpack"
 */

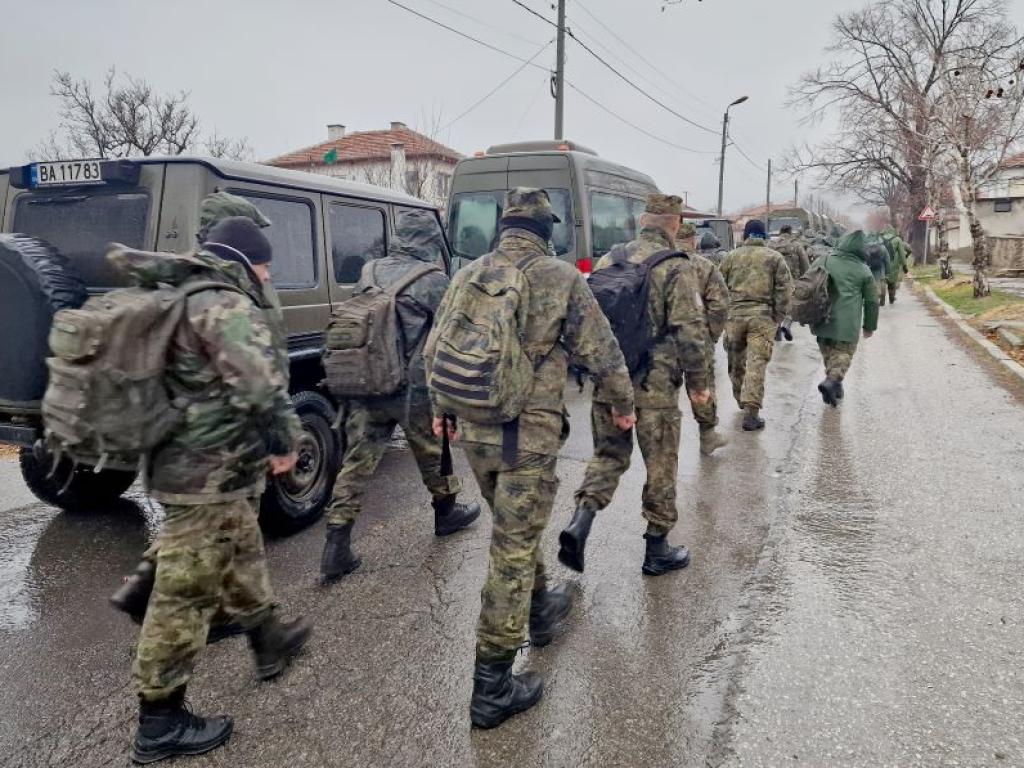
xmin=42 ymin=268 xmax=246 ymax=471
xmin=588 ymin=246 xmax=687 ymax=376
xmin=323 ymin=261 xmax=441 ymax=399
xmin=791 ymin=256 xmax=832 ymax=326
xmin=426 ymin=250 xmax=541 ymax=425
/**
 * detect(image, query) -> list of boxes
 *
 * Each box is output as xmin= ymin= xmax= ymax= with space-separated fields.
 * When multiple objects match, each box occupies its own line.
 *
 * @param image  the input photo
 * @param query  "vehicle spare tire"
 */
xmin=0 ymin=234 xmax=87 ymax=405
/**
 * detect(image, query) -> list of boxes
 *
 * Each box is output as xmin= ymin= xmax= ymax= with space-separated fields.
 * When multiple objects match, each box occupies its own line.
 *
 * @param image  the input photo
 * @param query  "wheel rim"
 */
xmin=277 ymin=426 xmax=324 ymax=506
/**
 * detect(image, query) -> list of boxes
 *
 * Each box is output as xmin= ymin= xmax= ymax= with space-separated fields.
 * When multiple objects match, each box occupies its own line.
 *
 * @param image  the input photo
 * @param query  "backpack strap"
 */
xmin=643 ymin=248 xmax=689 ymax=273
xmin=179 ymin=280 xmax=250 ymax=301
xmin=385 ymin=262 xmax=444 ymax=298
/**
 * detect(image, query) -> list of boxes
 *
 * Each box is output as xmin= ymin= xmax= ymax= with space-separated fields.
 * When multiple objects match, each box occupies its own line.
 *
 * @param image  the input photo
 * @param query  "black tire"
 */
xmin=19 ymin=447 xmax=138 ymax=512
xmin=260 ymin=391 xmax=340 ymax=536
xmin=0 ymin=234 xmax=87 ymax=404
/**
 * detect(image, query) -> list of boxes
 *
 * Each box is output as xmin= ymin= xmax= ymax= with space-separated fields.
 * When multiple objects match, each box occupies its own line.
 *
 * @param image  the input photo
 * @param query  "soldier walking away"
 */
xmin=698 ymin=230 xmax=726 ymax=266
xmin=563 ymin=194 xmax=710 ymax=577
xmin=425 ymin=188 xmax=634 ymax=729
xmin=811 ymin=230 xmax=879 ymax=406
xmin=771 ymin=224 xmax=810 ymax=342
xmin=881 ymin=227 xmax=911 ymax=304
xmin=111 ymin=192 xmax=283 ymax=649
xmin=720 ymin=219 xmax=792 ymax=431
xmin=864 ymin=234 xmax=892 ymax=307
xmin=116 ymin=217 xmax=311 ymax=763
xmin=319 ymin=210 xmax=480 ymax=584
xmin=678 ymin=222 xmax=730 ymax=455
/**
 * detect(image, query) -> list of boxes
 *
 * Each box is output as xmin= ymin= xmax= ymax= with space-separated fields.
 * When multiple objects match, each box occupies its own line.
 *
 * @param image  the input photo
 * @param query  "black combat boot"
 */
xmin=557 ymin=505 xmax=596 ymax=572
xmin=110 ymin=560 xmax=156 ymax=624
xmin=432 ymin=494 xmax=481 ymax=536
xmin=835 ymin=380 xmax=845 ymax=400
xmin=774 ymin=326 xmax=784 ymax=341
xmin=741 ymin=406 xmax=766 ymax=431
xmin=642 ymin=533 xmax=691 ymax=576
xmin=247 ymin=613 xmax=313 ymax=680
xmin=781 ymin=325 xmax=794 ymax=342
xmin=889 ymin=287 xmax=897 ymax=304
xmin=817 ymin=378 xmax=839 ymax=407
xmin=529 ymin=583 xmax=575 ymax=647
xmin=469 ymin=659 xmax=544 ymax=729
xmin=132 ymin=688 xmax=232 ymax=764
xmin=320 ymin=522 xmax=361 ymax=584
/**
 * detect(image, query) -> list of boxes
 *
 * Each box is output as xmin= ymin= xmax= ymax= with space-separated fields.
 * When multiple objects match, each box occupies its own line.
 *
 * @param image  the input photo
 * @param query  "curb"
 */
xmin=911 ymin=279 xmax=1024 ymax=382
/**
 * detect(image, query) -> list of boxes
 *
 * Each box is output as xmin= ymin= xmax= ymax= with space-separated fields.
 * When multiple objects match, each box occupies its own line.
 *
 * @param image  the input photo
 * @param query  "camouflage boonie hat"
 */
xmin=198 ymin=191 xmax=272 ymax=242
xmin=501 ymin=187 xmax=561 ymax=223
xmin=678 ymin=222 xmax=697 ymax=239
xmin=645 ymin=193 xmax=683 ymax=216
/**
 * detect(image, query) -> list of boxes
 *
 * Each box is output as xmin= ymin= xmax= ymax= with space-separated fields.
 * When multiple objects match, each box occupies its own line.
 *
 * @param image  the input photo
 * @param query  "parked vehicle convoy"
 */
xmin=0 ymin=156 xmax=451 ymax=532
xmin=445 ymin=140 xmax=658 ymax=276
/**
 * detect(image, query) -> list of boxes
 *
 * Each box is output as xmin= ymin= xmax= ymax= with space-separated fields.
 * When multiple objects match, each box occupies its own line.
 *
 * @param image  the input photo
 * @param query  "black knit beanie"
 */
xmin=204 ymin=216 xmax=273 ymax=265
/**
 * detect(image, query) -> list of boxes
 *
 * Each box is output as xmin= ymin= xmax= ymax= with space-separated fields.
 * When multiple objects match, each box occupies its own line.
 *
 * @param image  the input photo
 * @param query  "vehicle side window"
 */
xmin=235 ymin=194 xmax=317 ymax=288
xmin=329 ymin=203 xmax=386 ymax=284
xmin=591 ymin=192 xmax=646 ymax=256
xmin=396 ymin=205 xmax=447 ymax=266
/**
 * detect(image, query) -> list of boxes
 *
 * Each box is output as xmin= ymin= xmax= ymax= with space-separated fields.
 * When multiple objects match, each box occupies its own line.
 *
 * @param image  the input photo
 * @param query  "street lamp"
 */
xmin=716 ymin=95 xmax=749 ymax=216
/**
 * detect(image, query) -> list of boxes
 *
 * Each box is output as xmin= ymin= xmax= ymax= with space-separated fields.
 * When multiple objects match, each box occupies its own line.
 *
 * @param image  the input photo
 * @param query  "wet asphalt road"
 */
xmin=1 ymin=286 xmax=1022 ymax=768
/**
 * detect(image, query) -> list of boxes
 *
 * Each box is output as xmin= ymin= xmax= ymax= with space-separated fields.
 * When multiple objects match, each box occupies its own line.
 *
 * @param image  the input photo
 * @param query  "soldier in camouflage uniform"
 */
xmin=720 ymin=219 xmax=792 ymax=431
xmin=425 ymin=188 xmax=634 ymax=729
xmin=698 ymin=230 xmax=725 ymax=266
xmin=113 ymin=217 xmax=311 ymax=764
xmin=563 ymin=194 xmax=711 ymax=578
xmin=319 ymin=210 xmax=480 ymax=584
xmin=881 ymin=227 xmax=910 ymax=303
xmin=111 ymin=192 xmax=287 ymax=645
xmin=675 ymin=220 xmax=731 ymax=455
xmin=771 ymin=224 xmax=810 ymax=342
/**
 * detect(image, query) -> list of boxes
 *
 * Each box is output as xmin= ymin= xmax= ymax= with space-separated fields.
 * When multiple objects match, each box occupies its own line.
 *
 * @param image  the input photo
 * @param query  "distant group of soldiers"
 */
xmin=99 ymin=186 xmax=910 ymax=762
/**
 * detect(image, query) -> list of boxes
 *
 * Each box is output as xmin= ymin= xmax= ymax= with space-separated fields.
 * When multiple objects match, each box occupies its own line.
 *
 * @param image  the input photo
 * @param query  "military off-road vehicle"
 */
xmin=0 ymin=156 xmax=451 ymax=533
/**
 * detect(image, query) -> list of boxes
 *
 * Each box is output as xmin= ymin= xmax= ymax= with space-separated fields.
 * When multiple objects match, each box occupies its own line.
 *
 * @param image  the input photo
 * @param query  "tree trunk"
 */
xmin=964 ymin=200 xmax=990 ymax=298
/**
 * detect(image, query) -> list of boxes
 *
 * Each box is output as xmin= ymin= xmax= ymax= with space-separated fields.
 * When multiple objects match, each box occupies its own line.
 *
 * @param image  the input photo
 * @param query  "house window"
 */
xmin=994 ymin=199 xmax=1012 ymax=213
xmin=436 ymin=172 xmax=452 ymax=199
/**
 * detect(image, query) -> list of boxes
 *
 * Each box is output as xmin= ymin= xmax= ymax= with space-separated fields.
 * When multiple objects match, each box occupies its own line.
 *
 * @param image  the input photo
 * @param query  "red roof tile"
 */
xmin=266 ymin=127 xmax=463 ymax=168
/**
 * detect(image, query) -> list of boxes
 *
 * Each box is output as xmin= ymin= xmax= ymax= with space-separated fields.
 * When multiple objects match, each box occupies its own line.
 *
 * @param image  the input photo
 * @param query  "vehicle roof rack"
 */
xmin=484 ymin=140 xmax=598 ymax=156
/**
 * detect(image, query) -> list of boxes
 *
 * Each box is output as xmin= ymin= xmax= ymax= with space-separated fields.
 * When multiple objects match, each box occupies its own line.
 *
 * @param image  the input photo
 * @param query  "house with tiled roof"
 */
xmin=265 ymin=122 xmax=463 ymax=208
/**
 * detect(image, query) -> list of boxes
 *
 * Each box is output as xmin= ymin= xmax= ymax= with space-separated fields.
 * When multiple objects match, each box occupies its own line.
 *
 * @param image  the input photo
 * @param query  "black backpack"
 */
xmin=588 ymin=246 xmax=687 ymax=375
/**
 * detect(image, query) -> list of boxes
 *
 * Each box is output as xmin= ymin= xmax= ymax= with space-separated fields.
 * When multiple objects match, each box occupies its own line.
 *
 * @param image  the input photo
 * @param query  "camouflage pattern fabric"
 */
xmin=690 ymin=254 xmax=729 ymax=430
xmin=691 ymin=339 xmax=719 ymax=430
xmin=464 ymin=442 xmax=558 ymax=661
xmin=501 ymin=187 xmax=562 ymax=222
xmin=678 ymin=221 xmax=697 ymax=240
xmin=197 ymin=191 xmax=271 ymax=243
xmin=593 ymin=227 xmax=709 ymax=407
xmin=326 ymin=392 xmax=460 ymax=527
xmin=724 ymin=316 xmax=777 ymax=409
xmin=719 ymin=240 xmax=793 ymax=323
xmin=113 ymin=248 xmax=301 ymax=504
xmin=644 ymin=193 xmax=684 ymax=215
xmin=882 ymin=228 xmax=911 ymax=290
xmin=133 ymin=498 xmax=275 ymax=701
xmin=574 ymin=402 xmax=682 ymax=536
xmin=773 ymin=233 xmax=811 ymax=279
xmin=429 ymin=227 xmax=634 ymax=456
xmin=817 ymin=338 xmax=859 ymax=381
xmin=877 ymin=276 xmax=890 ymax=307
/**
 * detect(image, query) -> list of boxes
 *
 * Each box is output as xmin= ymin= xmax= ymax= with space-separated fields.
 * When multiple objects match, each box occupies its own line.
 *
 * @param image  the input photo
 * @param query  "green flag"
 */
xmin=323 ymin=148 xmax=339 ymax=165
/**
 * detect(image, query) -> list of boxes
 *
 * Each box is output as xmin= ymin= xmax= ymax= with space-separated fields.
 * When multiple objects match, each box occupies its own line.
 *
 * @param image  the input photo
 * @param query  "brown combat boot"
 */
xmin=699 ymin=428 xmax=729 ymax=456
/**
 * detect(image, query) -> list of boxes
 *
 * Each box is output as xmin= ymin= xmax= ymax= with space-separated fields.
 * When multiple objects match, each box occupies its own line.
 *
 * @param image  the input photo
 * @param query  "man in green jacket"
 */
xmin=811 ymin=230 xmax=880 ymax=406
xmin=881 ymin=227 xmax=911 ymax=304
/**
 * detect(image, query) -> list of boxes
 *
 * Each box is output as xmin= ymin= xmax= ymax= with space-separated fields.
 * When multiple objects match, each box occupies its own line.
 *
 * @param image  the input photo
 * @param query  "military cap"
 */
xmin=645 ymin=193 xmax=684 ymax=216
xmin=501 ymin=187 xmax=561 ymax=223
xmin=198 ymin=191 xmax=272 ymax=242
xmin=678 ymin=222 xmax=697 ymax=239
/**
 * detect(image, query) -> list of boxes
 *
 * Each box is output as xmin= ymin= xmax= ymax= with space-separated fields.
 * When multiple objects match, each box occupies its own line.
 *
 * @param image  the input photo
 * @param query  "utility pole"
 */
xmin=764 ymin=158 xmax=772 ymax=232
xmin=553 ymin=0 xmax=566 ymax=140
xmin=716 ymin=96 xmax=748 ymax=217
xmin=794 ymin=178 xmax=799 ymax=208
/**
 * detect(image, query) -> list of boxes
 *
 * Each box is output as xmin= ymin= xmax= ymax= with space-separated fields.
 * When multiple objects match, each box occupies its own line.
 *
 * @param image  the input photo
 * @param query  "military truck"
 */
xmin=0 ymin=156 xmax=451 ymax=532
xmin=767 ymin=207 xmax=814 ymax=236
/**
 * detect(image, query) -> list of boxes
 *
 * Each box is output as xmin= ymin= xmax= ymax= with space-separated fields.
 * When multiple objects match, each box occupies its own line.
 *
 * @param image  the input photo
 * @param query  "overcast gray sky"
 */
xmin=2 ymin=0 xmax=904 ymax=216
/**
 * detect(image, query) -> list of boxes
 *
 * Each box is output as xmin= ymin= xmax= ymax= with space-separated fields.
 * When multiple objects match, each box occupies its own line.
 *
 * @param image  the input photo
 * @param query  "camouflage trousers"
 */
xmin=690 ymin=339 xmax=718 ymax=431
xmin=463 ymin=442 xmax=558 ymax=662
xmin=575 ymin=401 xmax=681 ymax=537
xmin=817 ymin=338 xmax=859 ymax=382
xmin=724 ymin=316 xmax=777 ymax=410
xmin=326 ymin=393 xmax=461 ymax=527
xmin=133 ymin=498 xmax=274 ymax=701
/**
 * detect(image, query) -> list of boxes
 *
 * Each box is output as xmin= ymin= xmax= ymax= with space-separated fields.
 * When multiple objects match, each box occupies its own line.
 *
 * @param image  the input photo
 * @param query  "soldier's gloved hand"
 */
xmin=611 ymin=408 xmax=637 ymax=431
xmin=269 ymin=452 xmax=299 ymax=475
xmin=432 ymin=416 xmax=459 ymax=442
xmin=688 ymin=389 xmax=712 ymax=406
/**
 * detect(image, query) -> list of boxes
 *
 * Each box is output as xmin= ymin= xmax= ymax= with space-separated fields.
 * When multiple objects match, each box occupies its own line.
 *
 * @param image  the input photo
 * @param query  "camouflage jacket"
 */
xmin=692 ymin=253 xmax=730 ymax=344
xmin=114 ymin=249 xmax=301 ymax=504
xmin=355 ymin=246 xmax=449 ymax=394
xmin=720 ymin=240 xmax=793 ymax=325
xmin=771 ymin=234 xmax=810 ymax=279
xmin=429 ymin=228 xmax=634 ymax=456
xmin=594 ymin=227 xmax=708 ymax=407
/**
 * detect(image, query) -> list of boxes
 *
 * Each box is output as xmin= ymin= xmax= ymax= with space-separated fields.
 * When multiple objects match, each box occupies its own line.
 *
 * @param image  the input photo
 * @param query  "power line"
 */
xmin=510 ymin=0 xmax=719 ymax=136
xmin=730 ymin=135 xmax=767 ymax=173
xmin=442 ymin=40 xmax=554 ymax=131
xmin=419 ymin=0 xmax=543 ymax=46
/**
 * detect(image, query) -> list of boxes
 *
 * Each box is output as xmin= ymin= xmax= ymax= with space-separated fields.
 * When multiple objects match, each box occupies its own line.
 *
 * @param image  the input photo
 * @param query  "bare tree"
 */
xmin=204 ymin=131 xmax=255 ymax=162
xmin=32 ymin=68 xmax=251 ymax=161
xmin=402 ymin=107 xmax=453 ymax=204
xmin=357 ymin=163 xmax=393 ymax=188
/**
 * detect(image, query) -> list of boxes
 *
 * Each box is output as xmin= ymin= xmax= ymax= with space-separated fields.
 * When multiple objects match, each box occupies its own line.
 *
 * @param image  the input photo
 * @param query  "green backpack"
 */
xmin=791 ymin=256 xmax=832 ymax=326
xmin=42 ymin=276 xmax=244 ymax=471
xmin=426 ymin=251 xmax=541 ymax=425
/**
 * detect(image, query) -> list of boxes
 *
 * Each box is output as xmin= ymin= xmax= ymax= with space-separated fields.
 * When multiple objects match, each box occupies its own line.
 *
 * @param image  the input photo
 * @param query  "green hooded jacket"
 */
xmin=882 ymin=227 xmax=911 ymax=282
xmin=809 ymin=231 xmax=880 ymax=343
